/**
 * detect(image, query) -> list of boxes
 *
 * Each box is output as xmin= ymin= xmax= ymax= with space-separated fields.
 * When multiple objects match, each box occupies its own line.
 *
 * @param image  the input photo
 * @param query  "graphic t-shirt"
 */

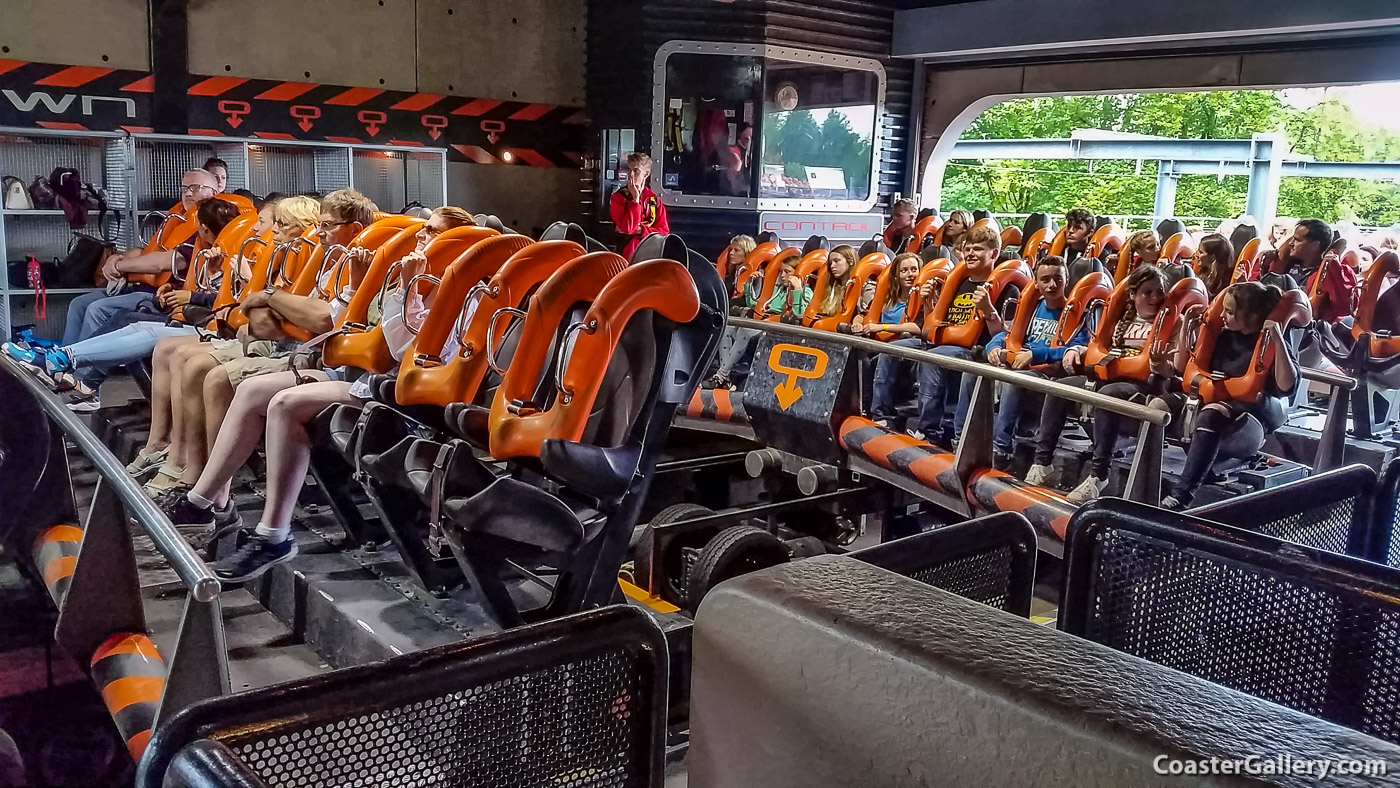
xmin=1025 ymin=303 xmax=1059 ymax=347
xmin=1113 ymin=315 xmax=1153 ymax=358
xmin=941 ymin=276 xmax=1021 ymax=345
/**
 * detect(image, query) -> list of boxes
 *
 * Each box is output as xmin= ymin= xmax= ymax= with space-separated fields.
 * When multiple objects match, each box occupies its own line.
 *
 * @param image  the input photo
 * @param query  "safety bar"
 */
xmin=140 ymin=210 xmax=176 ymax=248
xmin=1 ymin=358 xmax=220 ymax=601
xmin=729 ymin=317 xmax=1170 ymax=426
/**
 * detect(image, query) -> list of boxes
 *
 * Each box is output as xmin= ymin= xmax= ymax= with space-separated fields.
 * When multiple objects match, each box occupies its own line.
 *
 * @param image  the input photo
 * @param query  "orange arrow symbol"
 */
xmin=768 ymin=344 xmax=828 ymax=411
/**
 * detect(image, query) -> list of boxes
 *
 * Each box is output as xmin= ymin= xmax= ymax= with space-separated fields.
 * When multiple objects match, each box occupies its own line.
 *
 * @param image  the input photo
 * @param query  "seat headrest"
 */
xmin=915 ymin=208 xmax=936 ymax=222
xmin=540 ymin=221 xmax=588 ymax=246
xmin=1021 ymin=212 xmax=1054 ymax=241
xmin=1095 ymin=214 xmax=1112 ymax=230
xmin=972 ymin=209 xmax=991 ymax=222
xmin=919 ymin=245 xmax=950 ymax=264
xmin=756 ymin=231 xmax=783 ymax=247
xmin=632 ymin=233 xmax=689 ymax=265
xmin=1156 ymin=218 xmax=1186 ymax=243
xmin=859 ymin=238 xmax=893 ymax=259
xmin=473 ymin=213 xmax=507 ymax=233
xmin=1229 ymin=222 xmax=1259 ymax=254
xmin=802 ymin=235 xmax=831 ymax=254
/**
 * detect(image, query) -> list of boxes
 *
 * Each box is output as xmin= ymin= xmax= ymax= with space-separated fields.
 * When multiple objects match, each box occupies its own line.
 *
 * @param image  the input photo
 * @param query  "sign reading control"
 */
xmin=758 ymin=211 xmax=884 ymax=243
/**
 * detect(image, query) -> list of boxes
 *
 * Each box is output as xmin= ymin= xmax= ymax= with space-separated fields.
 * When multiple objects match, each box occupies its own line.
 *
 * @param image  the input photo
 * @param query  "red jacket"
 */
xmin=1306 ymin=258 xmax=1358 ymax=324
xmin=610 ymin=186 xmax=670 ymax=258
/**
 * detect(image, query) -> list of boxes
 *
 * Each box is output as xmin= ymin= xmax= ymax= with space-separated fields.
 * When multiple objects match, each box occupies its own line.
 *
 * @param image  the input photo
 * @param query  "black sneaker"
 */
xmin=191 ymin=501 xmax=243 ymax=555
xmin=164 ymin=494 xmax=213 ymax=528
xmin=213 ymin=535 xmax=297 ymax=582
xmin=993 ymin=450 xmax=1014 ymax=472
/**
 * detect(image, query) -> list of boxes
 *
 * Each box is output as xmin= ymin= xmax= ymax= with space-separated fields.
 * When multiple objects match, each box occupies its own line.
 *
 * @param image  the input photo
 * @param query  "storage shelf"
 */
xmin=2 ymin=208 xmax=121 ymax=216
xmin=7 ymin=287 xmax=103 ymax=295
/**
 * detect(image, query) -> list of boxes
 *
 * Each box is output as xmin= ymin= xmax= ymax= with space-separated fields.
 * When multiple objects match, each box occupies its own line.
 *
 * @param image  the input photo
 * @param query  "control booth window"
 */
xmin=655 ymin=43 xmax=884 ymax=210
xmin=761 ymin=63 xmax=878 ymax=202
xmin=661 ymin=53 xmax=763 ymax=198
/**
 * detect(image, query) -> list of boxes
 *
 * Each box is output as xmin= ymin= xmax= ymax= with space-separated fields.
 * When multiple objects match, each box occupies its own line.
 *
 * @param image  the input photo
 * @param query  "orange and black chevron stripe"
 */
xmin=966 ymin=468 xmax=1075 ymax=540
xmin=31 ymin=524 xmax=83 ymax=606
xmin=839 ymin=417 xmax=958 ymax=497
xmin=686 ymin=388 xmax=748 ymax=424
xmin=90 ymin=633 xmax=166 ymax=761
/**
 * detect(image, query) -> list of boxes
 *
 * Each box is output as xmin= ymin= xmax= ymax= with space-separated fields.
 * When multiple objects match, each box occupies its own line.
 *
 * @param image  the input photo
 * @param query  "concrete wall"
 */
xmin=2 ymin=0 xmax=587 ymax=223
xmin=0 ymin=0 xmax=150 ymax=70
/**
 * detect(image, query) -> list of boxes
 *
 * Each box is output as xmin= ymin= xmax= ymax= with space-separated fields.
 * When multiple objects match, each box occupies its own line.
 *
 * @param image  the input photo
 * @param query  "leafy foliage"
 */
xmin=942 ymin=91 xmax=1400 ymax=225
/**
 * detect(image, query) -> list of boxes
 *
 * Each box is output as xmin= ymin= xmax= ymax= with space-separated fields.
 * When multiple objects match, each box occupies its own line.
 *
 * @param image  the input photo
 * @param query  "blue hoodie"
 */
xmin=986 ymin=299 xmax=1092 ymax=364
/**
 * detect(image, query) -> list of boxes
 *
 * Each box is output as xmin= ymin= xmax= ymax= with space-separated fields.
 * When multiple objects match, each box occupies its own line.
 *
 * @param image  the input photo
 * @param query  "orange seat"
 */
xmin=809 ymin=252 xmax=890 ymax=331
xmin=489 ymin=252 xmax=665 ymax=460
xmin=1003 ymin=271 xmax=1111 ymax=375
xmin=904 ymin=258 xmax=955 ymax=327
xmin=923 ymin=259 xmax=1031 ymax=347
xmin=747 ymin=248 xmax=805 ymax=321
xmin=396 ymin=239 xmax=584 ymax=408
xmin=1000 ymin=226 xmax=1022 ymax=249
xmin=1084 ymin=275 xmax=1208 ymax=383
xmin=1160 ymin=232 xmax=1196 ymax=264
xmin=128 ymin=202 xmax=199 ymax=288
xmin=1232 ymin=237 xmax=1264 ymax=284
xmin=1183 ymin=289 xmax=1311 ymax=405
xmin=324 ymin=226 xmax=501 ymax=373
xmin=731 ymin=242 xmax=780 ymax=297
xmin=1084 ymin=224 xmax=1125 ymax=260
xmin=908 ymin=215 xmax=943 ymax=253
xmin=1352 ymin=250 xmax=1400 ymax=358
xmin=1019 ymin=226 xmax=1053 ymax=263
xmin=277 ymin=218 xmax=419 ymax=342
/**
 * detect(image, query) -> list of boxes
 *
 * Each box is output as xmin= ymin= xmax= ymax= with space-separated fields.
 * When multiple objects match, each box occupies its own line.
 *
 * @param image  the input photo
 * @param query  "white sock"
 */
xmin=255 ymin=522 xmax=290 ymax=543
xmin=187 ymin=490 xmax=216 ymax=510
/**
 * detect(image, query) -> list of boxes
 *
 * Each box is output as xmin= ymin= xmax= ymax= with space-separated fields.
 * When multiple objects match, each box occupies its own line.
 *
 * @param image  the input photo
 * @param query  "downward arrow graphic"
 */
xmin=775 ymin=378 xmax=803 ymax=410
xmin=226 ymin=115 xmax=242 ymax=128
xmin=298 ymin=117 xmax=314 ymax=131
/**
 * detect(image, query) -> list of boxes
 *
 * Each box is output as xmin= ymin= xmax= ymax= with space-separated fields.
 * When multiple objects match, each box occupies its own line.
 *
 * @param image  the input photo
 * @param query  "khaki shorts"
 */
xmin=207 ymin=338 xmax=277 ymax=364
xmin=219 ymin=355 xmax=289 ymax=387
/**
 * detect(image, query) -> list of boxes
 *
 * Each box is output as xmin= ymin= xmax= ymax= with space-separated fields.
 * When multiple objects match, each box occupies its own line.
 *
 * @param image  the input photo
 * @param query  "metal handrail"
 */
xmin=1 ymin=358 xmax=220 ymax=602
xmin=730 ymin=317 xmax=1171 ymax=427
xmin=1302 ymin=367 xmax=1357 ymax=391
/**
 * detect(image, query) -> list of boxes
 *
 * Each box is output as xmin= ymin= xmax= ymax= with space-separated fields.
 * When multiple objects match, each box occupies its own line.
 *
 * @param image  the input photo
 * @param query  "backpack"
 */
xmin=45 ymin=167 xmax=112 ymax=236
xmin=2 ymin=177 xmax=31 ymax=210
xmin=27 ymin=176 xmax=55 ymax=209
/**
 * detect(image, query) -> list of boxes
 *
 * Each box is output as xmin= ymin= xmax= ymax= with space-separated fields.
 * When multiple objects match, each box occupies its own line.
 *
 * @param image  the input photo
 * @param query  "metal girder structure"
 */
xmin=947 ymin=132 xmax=1400 ymax=222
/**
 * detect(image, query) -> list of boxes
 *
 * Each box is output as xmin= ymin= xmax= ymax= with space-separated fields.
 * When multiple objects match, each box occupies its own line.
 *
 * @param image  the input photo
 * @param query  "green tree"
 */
xmin=942 ymin=90 xmax=1400 ymax=226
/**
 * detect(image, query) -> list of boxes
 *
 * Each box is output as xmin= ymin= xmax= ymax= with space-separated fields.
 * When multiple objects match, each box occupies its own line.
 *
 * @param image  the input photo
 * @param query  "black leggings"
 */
xmin=1033 ymin=378 xmax=1150 ymax=478
xmin=1174 ymin=400 xmax=1276 ymax=502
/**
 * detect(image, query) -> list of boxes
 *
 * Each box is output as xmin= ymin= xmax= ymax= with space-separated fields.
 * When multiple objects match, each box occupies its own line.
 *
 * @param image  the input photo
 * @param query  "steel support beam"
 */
xmin=1153 ymin=161 xmax=1178 ymax=223
xmin=1245 ymin=136 xmax=1285 ymax=225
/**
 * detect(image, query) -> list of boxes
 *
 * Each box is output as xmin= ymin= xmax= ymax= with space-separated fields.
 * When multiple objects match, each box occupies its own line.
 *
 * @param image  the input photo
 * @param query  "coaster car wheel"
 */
xmin=683 ymin=525 xmax=791 ymax=613
xmin=634 ymin=503 xmax=720 ymax=605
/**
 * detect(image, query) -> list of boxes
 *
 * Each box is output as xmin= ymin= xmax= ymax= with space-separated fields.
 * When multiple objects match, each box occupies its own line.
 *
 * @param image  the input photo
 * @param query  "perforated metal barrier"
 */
xmin=1192 ymin=464 xmax=1380 ymax=562
xmin=851 ymin=511 xmax=1037 ymax=616
xmin=1062 ymin=498 xmax=1400 ymax=744
xmin=140 ymin=606 xmax=668 ymax=788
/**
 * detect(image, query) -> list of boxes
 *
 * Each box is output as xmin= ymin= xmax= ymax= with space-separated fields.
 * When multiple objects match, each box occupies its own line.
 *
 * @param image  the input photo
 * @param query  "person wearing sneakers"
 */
xmin=125 ymin=196 xmax=320 ymax=484
xmin=4 ymin=198 xmax=247 ymax=412
xmin=983 ymin=255 xmax=1090 ymax=470
xmin=165 ymin=205 xmax=475 ymax=582
xmin=1026 ymin=264 xmax=1171 ymax=501
xmin=909 ymin=224 xmax=1020 ymax=449
xmin=705 ymin=248 xmax=810 ymax=390
xmin=138 ymin=193 xmax=359 ymax=502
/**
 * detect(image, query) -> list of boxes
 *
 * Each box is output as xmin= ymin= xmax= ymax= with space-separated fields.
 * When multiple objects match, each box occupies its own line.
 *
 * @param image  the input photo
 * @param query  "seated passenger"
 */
xmin=1110 ymin=229 xmax=1161 ymax=281
xmin=706 ymin=249 xmax=810 ymax=390
xmin=910 ymin=225 xmax=1021 ymax=447
xmin=6 ymin=199 xmax=259 ymax=409
xmin=984 ymin=255 xmax=1091 ymax=469
xmin=201 ymin=157 xmax=230 ymax=194
xmin=609 ymin=152 xmax=669 ymax=258
xmin=1062 ymin=208 xmax=1094 ymax=264
xmin=1191 ymin=232 xmax=1235 ymax=299
xmin=931 ymin=209 xmax=972 ymax=260
xmin=138 ymin=192 xmax=372 ymax=499
xmin=813 ymin=245 xmax=861 ymax=319
xmin=854 ymin=252 xmax=921 ymax=337
xmin=720 ymin=234 xmax=756 ymax=291
xmin=164 ymin=206 xmax=476 ymax=580
xmin=1026 ymin=265 xmax=1171 ymax=499
xmin=63 ymin=168 xmax=221 ymax=346
xmin=882 ymin=198 xmax=917 ymax=253
xmin=1163 ymin=283 xmax=1298 ymax=509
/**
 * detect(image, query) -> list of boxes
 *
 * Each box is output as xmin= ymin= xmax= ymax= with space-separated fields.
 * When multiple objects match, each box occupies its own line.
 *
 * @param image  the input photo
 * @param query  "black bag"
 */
xmin=53 ymin=233 xmax=113 ymax=289
xmin=28 ymin=176 xmax=55 ymax=209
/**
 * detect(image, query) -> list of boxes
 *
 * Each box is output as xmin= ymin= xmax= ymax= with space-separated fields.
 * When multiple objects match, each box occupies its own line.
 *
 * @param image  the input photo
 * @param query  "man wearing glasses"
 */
xmin=62 ymin=169 xmax=221 ymax=345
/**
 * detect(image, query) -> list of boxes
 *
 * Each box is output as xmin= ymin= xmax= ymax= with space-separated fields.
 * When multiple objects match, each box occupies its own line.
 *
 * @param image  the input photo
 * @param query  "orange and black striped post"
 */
xmin=31 ymin=524 xmax=83 ymax=606
xmin=90 ymin=633 xmax=167 ymax=761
